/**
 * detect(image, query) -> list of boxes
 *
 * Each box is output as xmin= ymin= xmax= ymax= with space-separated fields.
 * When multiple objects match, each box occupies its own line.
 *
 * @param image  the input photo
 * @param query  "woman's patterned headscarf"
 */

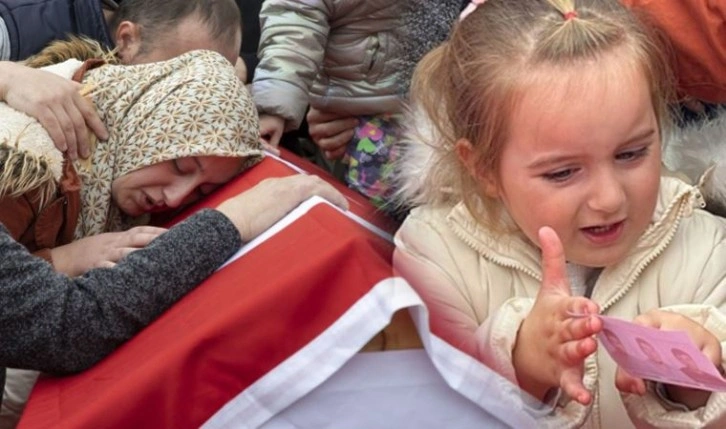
xmin=76 ymin=49 xmax=263 ymax=237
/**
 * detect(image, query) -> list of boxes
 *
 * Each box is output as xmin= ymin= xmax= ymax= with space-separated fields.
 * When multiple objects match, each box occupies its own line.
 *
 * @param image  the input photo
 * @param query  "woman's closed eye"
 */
xmin=173 ymin=158 xmax=198 ymax=175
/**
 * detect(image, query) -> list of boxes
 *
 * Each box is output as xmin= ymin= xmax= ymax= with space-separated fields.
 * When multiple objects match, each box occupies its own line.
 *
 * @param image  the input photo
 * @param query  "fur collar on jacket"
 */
xmin=663 ymin=111 xmax=726 ymax=215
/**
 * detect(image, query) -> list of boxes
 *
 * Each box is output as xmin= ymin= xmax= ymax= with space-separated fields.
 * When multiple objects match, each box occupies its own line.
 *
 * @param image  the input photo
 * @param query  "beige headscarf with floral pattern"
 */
xmin=75 ymin=49 xmax=263 ymax=237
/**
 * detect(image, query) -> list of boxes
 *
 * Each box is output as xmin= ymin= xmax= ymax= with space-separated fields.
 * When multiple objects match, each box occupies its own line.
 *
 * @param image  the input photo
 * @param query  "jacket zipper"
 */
xmin=446 ymin=186 xmax=697 ymax=428
xmin=447 ymin=216 xmax=541 ymax=282
xmin=599 ymin=189 xmax=692 ymax=312
xmin=449 ymin=188 xmax=694 ymax=309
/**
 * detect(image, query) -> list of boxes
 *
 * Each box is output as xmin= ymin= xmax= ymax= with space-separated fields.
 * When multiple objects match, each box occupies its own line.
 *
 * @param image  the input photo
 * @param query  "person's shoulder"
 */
xmin=397 ymin=204 xmax=457 ymax=251
xmin=396 ymin=202 xmax=490 ymax=269
xmin=407 ymin=204 xmax=452 ymax=223
xmin=661 ymin=190 xmax=726 ymax=279
xmin=679 ymin=203 xmax=726 ymax=246
xmin=400 ymin=204 xmax=459 ymax=241
xmin=659 ymin=176 xmax=726 ymax=234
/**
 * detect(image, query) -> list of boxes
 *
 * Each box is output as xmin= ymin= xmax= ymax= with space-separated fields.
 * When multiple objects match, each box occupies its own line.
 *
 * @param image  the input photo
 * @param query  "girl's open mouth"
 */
xmin=581 ymin=220 xmax=625 ymax=244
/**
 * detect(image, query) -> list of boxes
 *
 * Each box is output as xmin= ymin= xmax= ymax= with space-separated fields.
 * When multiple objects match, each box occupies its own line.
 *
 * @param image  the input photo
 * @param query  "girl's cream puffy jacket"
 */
xmin=395 ymin=176 xmax=726 ymax=428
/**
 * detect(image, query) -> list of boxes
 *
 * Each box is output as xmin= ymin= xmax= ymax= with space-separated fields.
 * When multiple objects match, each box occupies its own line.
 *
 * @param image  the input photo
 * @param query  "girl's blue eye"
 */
xmin=616 ymin=146 xmax=649 ymax=161
xmin=542 ymin=168 xmax=576 ymax=182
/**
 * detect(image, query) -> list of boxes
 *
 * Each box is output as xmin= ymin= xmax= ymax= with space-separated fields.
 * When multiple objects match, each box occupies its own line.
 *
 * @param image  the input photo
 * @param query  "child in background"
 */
xmin=251 ymin=0 xmax=404 ymax=208
xmin=394 ymin=0 xmax=726 ymax=427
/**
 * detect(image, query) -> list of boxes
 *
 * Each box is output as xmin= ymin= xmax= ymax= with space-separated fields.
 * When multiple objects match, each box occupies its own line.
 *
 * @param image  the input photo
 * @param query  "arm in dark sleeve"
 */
xmin=237 ymin=0 xmax=264 ymax=83
xmin=0 ymin=208 xmax=241 ymax=374
xmin=241 ymin=53 xmax=259 ymax=83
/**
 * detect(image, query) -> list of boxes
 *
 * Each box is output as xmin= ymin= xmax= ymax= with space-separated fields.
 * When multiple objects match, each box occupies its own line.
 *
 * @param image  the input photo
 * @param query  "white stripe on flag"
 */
xmin=218 ymin=196 xmax=391 ymax=271
xmin=202 ymin=277 xmax=421 ymax=429
xmin=203 ymin=276 xmax=539 ymax=429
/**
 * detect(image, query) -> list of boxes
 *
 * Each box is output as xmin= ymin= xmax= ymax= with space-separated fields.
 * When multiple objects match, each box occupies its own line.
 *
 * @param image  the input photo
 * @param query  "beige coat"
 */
xmin=395 ymin=177 xmax=726 ymax=428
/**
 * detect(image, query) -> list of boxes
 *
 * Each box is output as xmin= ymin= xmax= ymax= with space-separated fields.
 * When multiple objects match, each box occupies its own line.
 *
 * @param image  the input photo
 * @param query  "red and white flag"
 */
xmin=17 ymin=152 xmax=406 ymax=428
xmin=18 ymin=152 xmax=537 ymax=429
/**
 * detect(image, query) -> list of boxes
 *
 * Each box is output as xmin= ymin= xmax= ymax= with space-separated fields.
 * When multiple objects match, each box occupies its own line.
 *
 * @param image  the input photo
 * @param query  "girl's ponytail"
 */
xmin=410 ymin=42 xmax=457 ymax=148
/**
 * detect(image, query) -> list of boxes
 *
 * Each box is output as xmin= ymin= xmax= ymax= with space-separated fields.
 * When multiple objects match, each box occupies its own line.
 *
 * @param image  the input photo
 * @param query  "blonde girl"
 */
xmin=395 ymin=0 xmax=726 ymax=427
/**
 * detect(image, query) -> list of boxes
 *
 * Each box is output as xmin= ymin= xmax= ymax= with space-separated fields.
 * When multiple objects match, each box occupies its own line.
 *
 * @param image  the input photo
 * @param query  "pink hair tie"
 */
xmin=564 ymin=11 xmax=578 ymax=20
xmin=459 ymin=0 xmax=487 ymax=22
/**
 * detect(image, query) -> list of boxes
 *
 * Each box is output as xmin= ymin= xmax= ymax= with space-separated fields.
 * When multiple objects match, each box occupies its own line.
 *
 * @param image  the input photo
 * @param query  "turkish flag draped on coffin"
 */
xmin=18 ymin=151 xmax=402 ymax=429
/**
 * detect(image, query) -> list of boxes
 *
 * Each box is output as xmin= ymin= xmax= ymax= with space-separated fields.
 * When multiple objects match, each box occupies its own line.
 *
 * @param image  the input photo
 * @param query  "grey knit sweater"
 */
xmin=0 ymin=209 xmax=241 ymax=401
xmin=397 ymin=0 xmax=464 ymax=94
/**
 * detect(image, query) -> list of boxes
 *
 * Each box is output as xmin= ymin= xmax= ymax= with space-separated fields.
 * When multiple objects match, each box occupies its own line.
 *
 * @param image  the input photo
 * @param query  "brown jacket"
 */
xmin=0 ymin=160 xmax=81 ymax=261
xmin=622 ymin=0 xmax=726 ymax=103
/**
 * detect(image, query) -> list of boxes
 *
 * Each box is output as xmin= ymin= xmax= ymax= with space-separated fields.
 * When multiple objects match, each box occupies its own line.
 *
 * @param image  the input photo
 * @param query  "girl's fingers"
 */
xmin=97 ymin=260 xmax=116 ymax=270
xmin=560 ymin=337 xmax=597 ymax=365
xmin=115 ymin=247 xmax=138 ymax=261
xmin=614 ymin=368 xmax=646 ymax=395
xmin=75 ymin=93 xmax=108 ymax=142
xmin=633 ymin=312 xmax=660 ymax=329
xmin=538 ymin=226 xmax=570 ymax=296
xmin=51 ymin=105 xmax=78 ymax=159
xmin=635 ymin=310 xmax=722 ymax=366
xmin=64 ymin=98 xmax=91 ymax=156
xmin=561 ymin=315 xmax=601 ymax=342
xmin=566 ymin=296 xmax=600 ymax=317
xmin=560 ymin=369 xmax=591 ymax=405
xmin=261 ymin=141 xmax=281 ymax=156
xmin=324 ymin=147 xmax=347 ymax=160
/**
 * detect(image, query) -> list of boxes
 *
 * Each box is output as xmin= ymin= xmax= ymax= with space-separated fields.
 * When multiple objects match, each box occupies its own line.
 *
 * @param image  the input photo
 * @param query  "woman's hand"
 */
xmin=216 ymin=174 xmax=348 ymax=243
xmin=50 ymin=226 xmax=167 ymax=276
xmin=306 ymin=107 xmax=358 ymax=160
xmin=513 ymin=226 xmax=602 ymax=405
xmin=0 ymin=61 xmax=108 ymax=160
xmin=615 ymin=309 xmax=722 ymax=409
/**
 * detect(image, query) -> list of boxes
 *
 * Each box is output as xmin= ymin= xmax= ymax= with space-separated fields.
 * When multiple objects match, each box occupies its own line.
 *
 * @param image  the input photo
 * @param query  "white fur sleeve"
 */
xmin=663 ymin=111 xmax=726 ymax=215
xmin=39 ymin=58 xmax=83 ymax=79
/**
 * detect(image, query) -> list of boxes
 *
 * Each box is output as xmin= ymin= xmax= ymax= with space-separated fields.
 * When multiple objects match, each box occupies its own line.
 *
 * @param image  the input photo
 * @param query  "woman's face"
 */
xmin=111 ymin=156 xmax=242 ymax=216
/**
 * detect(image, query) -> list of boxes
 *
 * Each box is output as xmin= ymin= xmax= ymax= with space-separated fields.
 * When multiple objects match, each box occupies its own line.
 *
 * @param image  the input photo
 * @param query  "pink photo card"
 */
xmin=578 ymin=314 xmax=726 ymax=391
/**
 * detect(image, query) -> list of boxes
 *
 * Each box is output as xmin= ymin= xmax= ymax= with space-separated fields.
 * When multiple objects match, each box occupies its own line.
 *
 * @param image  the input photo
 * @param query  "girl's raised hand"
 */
xmin=513 ymin=226 xmax=602 ymax=405
xmin=615 ymin=309 xmax=721 ymax=409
